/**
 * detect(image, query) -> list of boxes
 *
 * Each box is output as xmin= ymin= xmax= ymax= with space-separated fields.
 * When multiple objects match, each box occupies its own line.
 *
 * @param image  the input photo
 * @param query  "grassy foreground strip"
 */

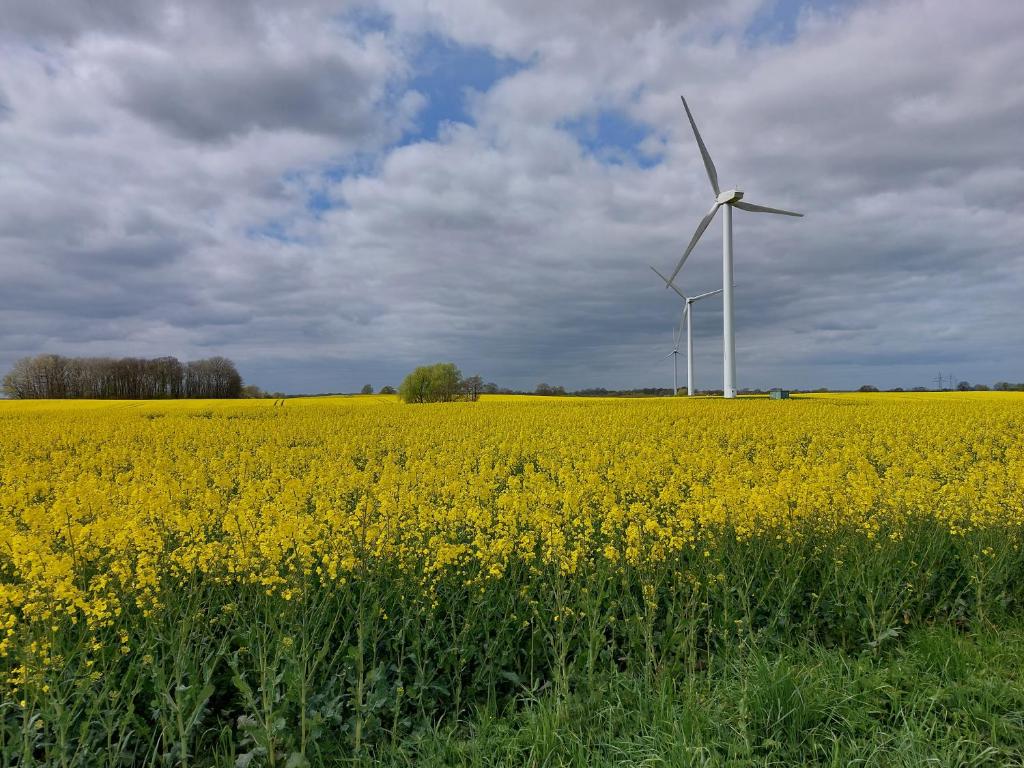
xmin=383 ymin=622 xmax=1024 ymax=767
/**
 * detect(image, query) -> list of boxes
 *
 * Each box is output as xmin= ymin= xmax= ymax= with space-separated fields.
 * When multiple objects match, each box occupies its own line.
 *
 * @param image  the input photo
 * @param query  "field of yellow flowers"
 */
xmin=2 ymin=393 xmax=1023 ymax=764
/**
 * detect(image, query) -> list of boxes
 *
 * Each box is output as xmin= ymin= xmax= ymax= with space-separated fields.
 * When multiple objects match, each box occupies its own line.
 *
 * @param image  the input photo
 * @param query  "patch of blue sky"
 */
xmin=272 ymin=168 xmax=340 ymax=217
xmin=562 ymin=109 xmax=660 ymax=168
xmin=246 ymin=220 xmax=297 ymax=244
xmin=305 ymin=189 xmax=334 ymax=216
xmin=406 ymin=33 xmax=526 ymax=142
xmin=270 ymin=32 xmax=525 ymax=222
xmin=338 ymin=5 xmax=393 ymax=35
xmin=744 ymin=0 xmax=861 ymax=46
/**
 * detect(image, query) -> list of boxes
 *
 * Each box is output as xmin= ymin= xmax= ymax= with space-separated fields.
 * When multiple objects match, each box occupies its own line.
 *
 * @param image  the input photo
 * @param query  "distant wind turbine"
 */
xmin=667 ymin=96 xmax=803 ymax=398
xmin=651 ymin=266 xmax=723 ymax=397
xmin=662 ymin=309 xmax=684 ymax=396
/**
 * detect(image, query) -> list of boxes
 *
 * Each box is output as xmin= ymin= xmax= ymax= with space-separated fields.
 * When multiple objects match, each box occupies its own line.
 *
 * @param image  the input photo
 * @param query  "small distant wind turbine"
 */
xmin=662 ymin=310 xmax=684 ymax=396
xmin=651 ymin=266 xmax=723 ymax=397
xmin=667 ymin=96 xmax=803 ymax=398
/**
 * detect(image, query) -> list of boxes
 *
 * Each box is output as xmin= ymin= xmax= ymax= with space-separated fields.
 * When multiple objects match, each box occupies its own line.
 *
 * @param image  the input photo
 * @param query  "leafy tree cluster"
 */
xmin=240 ymin=385 xmax=286 ymax=399
xmin=397 ymin=364 xmax=498 ymax=403
xmin=399 ymin=363 xmax=464 ymax=403
xmin=534 ymin=383 xmax=567 ymax=396
xmin=2 ymin=354 xmax=244 ymax=399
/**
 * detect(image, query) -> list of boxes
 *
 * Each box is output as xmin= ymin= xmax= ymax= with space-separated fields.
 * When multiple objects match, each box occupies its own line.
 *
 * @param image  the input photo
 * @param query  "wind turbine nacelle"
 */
xmin=716 ymin=188 xmax=743 ymax=204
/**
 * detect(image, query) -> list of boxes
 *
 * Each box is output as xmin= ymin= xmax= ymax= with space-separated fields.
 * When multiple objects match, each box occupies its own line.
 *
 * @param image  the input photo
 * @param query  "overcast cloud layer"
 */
xmin=1 ymin=0 xmax=1022 ymax=393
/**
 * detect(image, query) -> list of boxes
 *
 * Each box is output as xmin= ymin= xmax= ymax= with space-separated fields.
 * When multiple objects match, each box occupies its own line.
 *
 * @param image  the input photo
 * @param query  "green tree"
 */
xmin=360 ymin=384 xmax=374 ymax=395
xmin=535 ymin=382 xmax=566 ymax=396
xmin=399 ymin=363 xmax=463 ymax=403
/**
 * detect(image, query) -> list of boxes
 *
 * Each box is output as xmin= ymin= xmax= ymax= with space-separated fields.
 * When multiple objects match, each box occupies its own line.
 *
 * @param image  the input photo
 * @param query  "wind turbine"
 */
xmin=662 ymin=309 xmax=684 ymax=396
xmin=667 ymin=96 xmax=802 ymax=398
xmin=651 ymin=266 xmax=723 ymax=397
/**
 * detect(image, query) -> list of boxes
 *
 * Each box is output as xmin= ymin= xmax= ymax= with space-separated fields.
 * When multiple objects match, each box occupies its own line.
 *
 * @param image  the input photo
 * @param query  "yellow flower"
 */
xmin=0 ymin=391 xmax=1021 ymax=664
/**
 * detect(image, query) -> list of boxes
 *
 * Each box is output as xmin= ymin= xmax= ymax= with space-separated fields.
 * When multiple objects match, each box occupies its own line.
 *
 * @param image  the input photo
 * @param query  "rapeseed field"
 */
xmin=2 ymin=393 xmax=1023 ymax=764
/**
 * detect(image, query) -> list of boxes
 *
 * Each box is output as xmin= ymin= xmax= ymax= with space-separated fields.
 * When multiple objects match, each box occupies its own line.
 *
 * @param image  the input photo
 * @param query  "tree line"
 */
xmin=859 ymin=381 xmax=1021 ymax=393
xmin=396 ymin=363 xmax=695 ymax=403
xmin=1 ymin=354 xmax=244 ymax=399
xmin=394 ymin=365 xmax=1024 ymax=404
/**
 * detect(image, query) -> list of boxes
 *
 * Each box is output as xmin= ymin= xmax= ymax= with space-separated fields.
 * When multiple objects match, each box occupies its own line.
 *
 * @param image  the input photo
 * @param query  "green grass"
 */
xmin=376 ymin=623 xmax=1024 ymax=767
xmin=18 ymin=617 xmax=1020 ymax=766
xmin=5 ymin=522 xmax=1024 ymax=766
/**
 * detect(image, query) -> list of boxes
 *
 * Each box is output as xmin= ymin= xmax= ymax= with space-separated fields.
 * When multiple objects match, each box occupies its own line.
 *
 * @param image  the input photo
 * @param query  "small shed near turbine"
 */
xmin=769 ymin=389 xmax=790 ymax=400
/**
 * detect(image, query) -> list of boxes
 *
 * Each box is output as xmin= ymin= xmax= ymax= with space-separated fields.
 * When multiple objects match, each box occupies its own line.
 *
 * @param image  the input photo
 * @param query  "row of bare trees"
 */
xmin=1 ymin=354 xmax=244 ymax=399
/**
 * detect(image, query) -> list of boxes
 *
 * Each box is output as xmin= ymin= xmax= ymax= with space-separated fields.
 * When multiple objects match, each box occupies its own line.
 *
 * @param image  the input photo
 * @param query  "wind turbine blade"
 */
xmin=733 ymin=200 xmax=803 ymax=217
xmin=667 ymin=202 xmax=720 ymax=285
xmin=681 ymin=96 xmax=719 ymax=195
xmin=674 ymin=311 xmax=685 ymax=345
xmin=650 ymin=265 xmax=687 ymax=300
xmin=691 ymin=288 xmax=724 ymax=302
xmin=662 ymin=351 xmax=675 ymax=360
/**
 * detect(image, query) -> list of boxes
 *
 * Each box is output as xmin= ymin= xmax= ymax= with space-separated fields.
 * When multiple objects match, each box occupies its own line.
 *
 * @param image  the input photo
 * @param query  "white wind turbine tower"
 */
xmin=667 ymin=96 xmax=803 ymax=398
xmin=651 ymin=266 xmax=723 ymax=397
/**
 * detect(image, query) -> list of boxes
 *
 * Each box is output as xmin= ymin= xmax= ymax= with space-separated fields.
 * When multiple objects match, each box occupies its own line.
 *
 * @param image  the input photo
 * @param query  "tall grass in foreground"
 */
xmin=381 ymin=622 xmax=1024 ymax=767
xmin=3 ymin=520 xmax=1022 ymax=765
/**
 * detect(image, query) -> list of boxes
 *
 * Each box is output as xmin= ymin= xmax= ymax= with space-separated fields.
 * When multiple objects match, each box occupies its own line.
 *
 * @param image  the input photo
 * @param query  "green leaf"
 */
xmin=867 ymin=626 xmax=901 ymax=648
xmin=500 ymin=670 xmax=522 ymax=685
xmin=184 ymin=683 xmax=216 ymax=732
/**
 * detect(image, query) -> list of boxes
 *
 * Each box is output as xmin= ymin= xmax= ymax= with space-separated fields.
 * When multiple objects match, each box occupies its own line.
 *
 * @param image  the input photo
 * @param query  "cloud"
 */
xmin=0 ymin=0 xmax=163 ymax=42
xmin=107 ymin=8 xmax=417 ymax=145
xmin=0 ymin=0 xmax=1022 ymax=394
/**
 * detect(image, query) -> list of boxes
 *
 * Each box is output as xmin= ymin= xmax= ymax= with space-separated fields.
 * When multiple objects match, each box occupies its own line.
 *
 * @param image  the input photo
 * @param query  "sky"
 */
xmin=1 ymin=0 xmax=1022 ymax=394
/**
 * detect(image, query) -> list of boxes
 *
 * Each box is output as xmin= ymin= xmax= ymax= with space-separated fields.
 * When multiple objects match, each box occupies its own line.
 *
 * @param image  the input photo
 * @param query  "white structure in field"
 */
xmin=651 ymin=266 xmax=722 ymax=396
xmin=666 ymin=96 xmax=803 ymax=399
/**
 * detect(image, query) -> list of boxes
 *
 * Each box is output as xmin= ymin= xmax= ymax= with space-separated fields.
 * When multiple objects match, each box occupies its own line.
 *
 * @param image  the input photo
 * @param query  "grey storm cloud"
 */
xmin=0 ymin=0 xmax=161 ymax=42
xmin=117 ymin=58 xmax=385 ymax=143
xmin=0 ymin=0 xmax=1022 ymax=394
